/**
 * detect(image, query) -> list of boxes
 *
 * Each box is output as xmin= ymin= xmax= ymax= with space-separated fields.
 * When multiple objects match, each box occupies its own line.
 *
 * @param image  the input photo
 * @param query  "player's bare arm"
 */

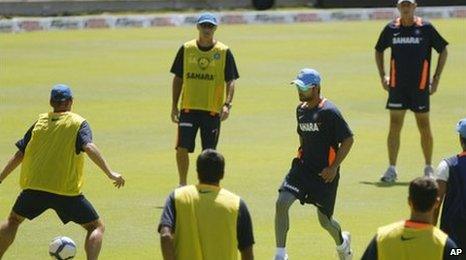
xmin=159 ymin=226 xmax=175 ymax=260
xmin=83 ymin=143 xmax=125 ymax=188
xmin=375 ymin=50 xmax=389 ymax=91
xmin=171 ymin=76 xmax=183 ymax=123
xmin=319 ymin=136 xmax=354 ymax=183
xmin=220 ymin=80 xmax=235 ymax=121
xmin=0 ymin=150 xmax=24 ymax=183
xmin=430 ymin=47 xmax=448 ymax=95
xmin=433 ymin=180 xmax=447 ymax=225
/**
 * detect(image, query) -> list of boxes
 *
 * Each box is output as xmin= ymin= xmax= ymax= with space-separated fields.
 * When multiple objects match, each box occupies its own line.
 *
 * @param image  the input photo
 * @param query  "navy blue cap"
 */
xmin=457 ymin=118 xmax=466 ymax=138
xmin=51 ymin=84 xmax=73 ymax=102
xmin=291 ymin=68 xmax=321 ymax=91
xmin=197 ymin=12 xmax=218 ymax=26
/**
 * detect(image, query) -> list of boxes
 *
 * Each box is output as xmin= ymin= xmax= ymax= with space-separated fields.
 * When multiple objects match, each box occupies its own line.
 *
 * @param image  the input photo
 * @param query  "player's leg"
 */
xmin=388 ymin=110 xmax=406 ymax=166
xmin=317 ymin=209 xmax=343 ymax=245
xmin=317 ymin=210 xmax=352 ymax=260
xmin=199 ymin=112 xmax=220 ymax=150
xmin=414 ymin=112 xmax=433 ymax=176
xmin=176 ymin=111 xmax=199 ymax=186
xmin=315 ymin=177 xmax=352 ymax=259
xmin=275 ymin=190 xmax=297 ymax=247
xmin=382 ymin=86 xmax=408 ymax=182
xmin=381 ymin=109 xmax=406 ymax=182
xmin=411 ymin=88 xmax=433 ymax=177
xmin=176 ymin=147 xmax=189 ymax=186
xmin=0 ymin=190 xmax=48 ymax=257
xmin=412 ymin=102 xmax=434 ymax=177
xmin=0 ymin=212 xmax=25 ymax=258
xmin=56 ymin=194 xmax=102 ymax=260
xmin=274 ymin=190 xmax=297 ymax=260
xmin=81 ymin=219 xmax=105 ymax=260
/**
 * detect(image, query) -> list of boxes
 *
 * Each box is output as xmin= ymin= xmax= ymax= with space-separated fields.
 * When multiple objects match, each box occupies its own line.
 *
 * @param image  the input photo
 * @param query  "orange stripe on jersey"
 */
xmin=390 ymin=59 xmax=396 ymax=88
xmin=328 ymin=147 xmax=336 ymax=166
xmin=404 ymin=220 xmax=431 ymax=229
xmin=419 ymin=60 xmax=429 ymax=90
xmin=297 ymin=148 xmax=303 ymax=159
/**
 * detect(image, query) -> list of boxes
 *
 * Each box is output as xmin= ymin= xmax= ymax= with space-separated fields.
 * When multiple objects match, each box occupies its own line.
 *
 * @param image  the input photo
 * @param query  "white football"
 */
xmin=49 ymin=236 xmax=76 ymax=260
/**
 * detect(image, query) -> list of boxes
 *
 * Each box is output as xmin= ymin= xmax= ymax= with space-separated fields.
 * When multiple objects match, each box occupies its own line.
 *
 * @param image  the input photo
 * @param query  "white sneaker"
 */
xmin=274 ymin=254 xmax=288 ymax=260
xmin=424 ymin=165 xmax=434 ymax=178
xmin=380 ymin=167 xmax=397 ymax=183
xmin=337 ymin=231 xmax=353 ymax=260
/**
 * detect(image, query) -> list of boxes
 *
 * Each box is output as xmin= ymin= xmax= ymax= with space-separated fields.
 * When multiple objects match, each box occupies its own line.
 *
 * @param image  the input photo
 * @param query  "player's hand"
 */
xmin=381 ymin=76 xmax=390 ymax=91
xmin=430 ymin=77 xmax=440 ymax=95
xmin=319 ymin=166 xmax=338 ymax=183
xmin=171 ymin=107 xmax=179 ymax=123
xmin=108 ymin=172 xmax=125 ymax=188
xmin=220 ymin=106 xmax=230 ymax=121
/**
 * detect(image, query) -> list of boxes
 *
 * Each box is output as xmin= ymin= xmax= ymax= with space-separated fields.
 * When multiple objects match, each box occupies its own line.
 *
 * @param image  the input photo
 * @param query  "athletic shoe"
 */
xmin=274 ymin=254 xmax=288 ymax=260
xmin=337 ymin=231 xmax=353 ymax=260
xmin=424 ymin=165 xmax=435 ymax=179
xmin=380 ymin=167 xmax=397 ymax=183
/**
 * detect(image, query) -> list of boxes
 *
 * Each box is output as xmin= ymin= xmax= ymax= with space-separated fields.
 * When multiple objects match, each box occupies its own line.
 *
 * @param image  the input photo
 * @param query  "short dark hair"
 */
xmin=409 ymin=177 xmax=438 ymax=212
xmin=196 ymin=149 xmax=225 ymax=184
xmin=50 ymin=98 xmax=72 ymax=108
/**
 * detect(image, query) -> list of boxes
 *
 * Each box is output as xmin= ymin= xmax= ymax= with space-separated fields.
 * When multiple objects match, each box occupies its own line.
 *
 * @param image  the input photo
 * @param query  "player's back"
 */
xmin=376 ymin=220 xmax=452 ymax=260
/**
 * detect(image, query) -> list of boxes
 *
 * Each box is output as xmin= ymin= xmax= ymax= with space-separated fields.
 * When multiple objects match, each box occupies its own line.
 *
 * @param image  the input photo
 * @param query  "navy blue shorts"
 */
xmin=279 ymin=158 xmax=339 ymax=218
xmin=386 ymin=85 xmax=429 ymax=112
xmin=176 ymin=110 xmax=221 ymax=153
xmin=13 ymin=189 xmax=99 ymax=224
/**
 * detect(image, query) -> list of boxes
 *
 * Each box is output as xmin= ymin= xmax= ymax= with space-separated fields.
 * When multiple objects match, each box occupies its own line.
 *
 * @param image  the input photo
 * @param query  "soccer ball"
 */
xmin=49 ymin=236 xmax=76 ymax=260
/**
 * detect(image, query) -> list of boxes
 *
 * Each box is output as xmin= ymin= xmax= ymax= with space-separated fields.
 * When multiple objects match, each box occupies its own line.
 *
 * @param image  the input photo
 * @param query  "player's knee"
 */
xmin=275 ymin=196 xmax=290 ymax=213
xmin=389 ymin=120 xmax=403 ymax=131
xmin=83 ymin=219 xmax=105 ymax=233
xmin=6 ymin=215 xmax=23 ymax=228
xmin=176 ymin=147 xmax=188 ymax=156
xmin=317 ymin=213 xmax=332 ymax=229
xmin=417 ymin=121 xmax=431 ymax=131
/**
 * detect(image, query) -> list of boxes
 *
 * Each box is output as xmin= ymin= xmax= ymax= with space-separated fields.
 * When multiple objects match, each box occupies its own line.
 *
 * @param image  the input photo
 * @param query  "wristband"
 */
xmin=223 ymin=102 xmax=232 ymax=109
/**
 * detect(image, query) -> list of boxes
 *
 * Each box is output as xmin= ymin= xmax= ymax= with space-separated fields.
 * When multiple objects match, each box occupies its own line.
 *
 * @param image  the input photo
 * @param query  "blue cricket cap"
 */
xmin=457 ymin=118 xmax=466 ymax=138
xmin=197 ymin=12 xmax=218 ymax=26
xmin=291 ymin=68 xmax=321 ymax=91
xmin=50 ymin=84 xmax=73 ymax=102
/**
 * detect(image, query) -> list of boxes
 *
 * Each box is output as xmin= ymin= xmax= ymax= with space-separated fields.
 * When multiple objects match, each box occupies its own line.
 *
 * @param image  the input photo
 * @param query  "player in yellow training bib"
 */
xmin=170 ymin=12 xmax=239 ymax=186
xmin=0 ymin=84 xmax=125 ymax=260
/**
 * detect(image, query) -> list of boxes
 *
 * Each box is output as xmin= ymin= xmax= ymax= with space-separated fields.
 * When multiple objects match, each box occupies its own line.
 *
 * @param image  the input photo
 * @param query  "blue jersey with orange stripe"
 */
xmin=296 ymin=98 xmax=353 ymax=174
xmin=441 ymin=152 xmax=466 ymax=235
xmin=375 ymin=17 xmax=448 ymax=90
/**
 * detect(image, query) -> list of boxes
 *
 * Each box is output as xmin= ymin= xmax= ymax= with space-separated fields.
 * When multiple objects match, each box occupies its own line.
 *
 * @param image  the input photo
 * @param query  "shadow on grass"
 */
xmin=359 ymin=181 xmax=410 ymax=187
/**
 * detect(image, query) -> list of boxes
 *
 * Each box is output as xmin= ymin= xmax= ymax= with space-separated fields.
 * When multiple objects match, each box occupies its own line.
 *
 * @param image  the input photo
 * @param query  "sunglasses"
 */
xmin=199 ymin=23 xmax=216 ymax=28
xmin=295 ymin=84 xmax=316 ymax=92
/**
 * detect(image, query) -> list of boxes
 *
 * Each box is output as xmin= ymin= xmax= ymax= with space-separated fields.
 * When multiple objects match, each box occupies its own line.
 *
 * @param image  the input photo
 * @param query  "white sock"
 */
xmin=389 ymin=165 xmax=396 ymax=171
xmin=425 ymin=164 xmax=433 ymax=169
xmin=336 ymin=238 xmax=347 ymax=251
xmin=276 ymin=247 xmax=286 ymax=256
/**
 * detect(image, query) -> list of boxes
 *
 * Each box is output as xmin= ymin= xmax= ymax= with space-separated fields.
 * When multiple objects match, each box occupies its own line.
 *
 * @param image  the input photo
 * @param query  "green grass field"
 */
xmin=0 ymin=18 xmax=465 ymax=259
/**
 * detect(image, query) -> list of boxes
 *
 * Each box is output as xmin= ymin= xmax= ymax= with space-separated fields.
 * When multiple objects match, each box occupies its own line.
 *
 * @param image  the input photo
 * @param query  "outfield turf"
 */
xmin=0 ymin=18 xmax=465 ymax=259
